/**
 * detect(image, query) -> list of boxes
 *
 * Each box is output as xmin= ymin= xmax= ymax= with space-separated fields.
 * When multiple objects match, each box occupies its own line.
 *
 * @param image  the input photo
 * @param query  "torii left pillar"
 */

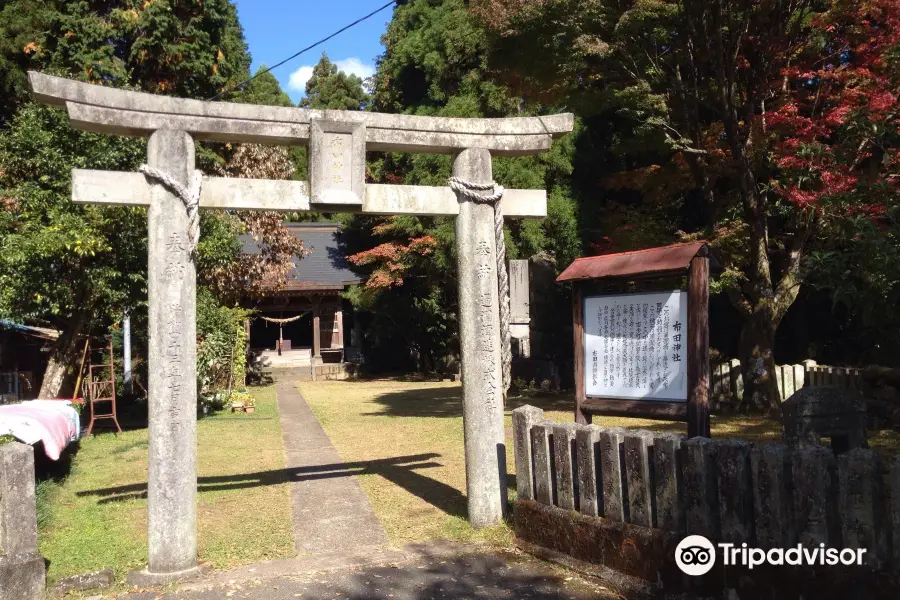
xmin=128 ymin=129 xmax=203 ymax=585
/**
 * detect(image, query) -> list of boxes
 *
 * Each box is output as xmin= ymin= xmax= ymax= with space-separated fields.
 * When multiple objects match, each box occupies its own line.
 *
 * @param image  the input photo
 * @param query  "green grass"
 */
xmin=299 ymin=379 xmax=900 ymax=548
xmin=37 ymin=385 xmax=294 ymax=586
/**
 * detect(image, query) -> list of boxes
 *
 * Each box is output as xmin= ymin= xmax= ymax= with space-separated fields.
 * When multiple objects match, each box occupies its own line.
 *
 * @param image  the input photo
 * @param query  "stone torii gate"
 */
xmin=29 ymin=71 xmax=573 ymax=584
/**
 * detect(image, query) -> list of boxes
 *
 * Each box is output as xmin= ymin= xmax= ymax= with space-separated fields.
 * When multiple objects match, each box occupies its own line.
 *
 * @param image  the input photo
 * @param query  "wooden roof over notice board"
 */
xmin=557 ymin=242 xmax=715 ymax=282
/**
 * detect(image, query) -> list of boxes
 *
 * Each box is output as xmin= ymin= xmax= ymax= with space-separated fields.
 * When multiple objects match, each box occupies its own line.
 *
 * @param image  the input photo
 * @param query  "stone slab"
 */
xmin=0 ymin=553 xmax=45 ymax=600
xmin=0 ymin=442 xmax=45 ymax=600
xmin=575 ymin=425 xmax=602 ymax=517
xmin=531 ymin=422 xmax=554 ymax=506
xmin=55 ymin=568 xmax=114 ymax=594
xmin=837 ymin=448 xmax=888 ymax=567
xmin=715 ymin=439 xmax=753 ymax=543
xmin=683 ymin=437 xmax=719 ymax=537
xmin=275 ymin=382 xmax=388 ymax=553
xmin=652 ymin=433 xmax=684 ymax=533
xmin=623 ymin=432 xmax=653 ymax=527
xmin=512 ymin=406 xmax=543 ymax=501
xmin=750 ymin=444 xmax=793 ymax=549
xmin=598 ymin=428 xmax=625 ymax=522
xmin=552 ymin=423 xmax=579 ymax=511
xmin=792 ymin=443 xmax=837 ymax=547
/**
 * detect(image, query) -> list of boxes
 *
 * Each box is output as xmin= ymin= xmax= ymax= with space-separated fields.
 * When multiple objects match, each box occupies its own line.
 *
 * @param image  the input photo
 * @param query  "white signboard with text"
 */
xmin=584 ymin=291 xmax=688 ymax=401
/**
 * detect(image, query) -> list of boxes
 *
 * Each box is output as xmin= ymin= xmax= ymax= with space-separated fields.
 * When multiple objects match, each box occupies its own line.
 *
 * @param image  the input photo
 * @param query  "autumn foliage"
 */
xmin=769 ymin=1 xmax=900 ymax=211
xmin=347 ymin=233 xmax=438 ymax=288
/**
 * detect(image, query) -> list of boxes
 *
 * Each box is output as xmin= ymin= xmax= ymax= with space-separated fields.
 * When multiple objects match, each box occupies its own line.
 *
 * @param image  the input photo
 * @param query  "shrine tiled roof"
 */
xmin=240 ymin=223 xmax=364 ymax=292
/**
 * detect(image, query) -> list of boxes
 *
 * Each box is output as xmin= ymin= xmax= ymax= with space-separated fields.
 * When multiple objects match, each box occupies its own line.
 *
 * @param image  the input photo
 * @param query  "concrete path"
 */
xmin=119 ymin=542 xmax=618 ymax=600
xmin=274 ymin=380 xmax=388 ymax=554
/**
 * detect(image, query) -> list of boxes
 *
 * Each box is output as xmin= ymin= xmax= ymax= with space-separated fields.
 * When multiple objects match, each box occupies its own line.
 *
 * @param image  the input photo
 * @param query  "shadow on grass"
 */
xmin=363 ymin=387 xmax=574 ymax=418
xmin=76 ymin=452 xmax=469 ymax=519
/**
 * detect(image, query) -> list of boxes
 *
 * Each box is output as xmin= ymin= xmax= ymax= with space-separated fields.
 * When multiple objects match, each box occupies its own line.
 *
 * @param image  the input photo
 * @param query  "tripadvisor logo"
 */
xmin=675 ymin=535 xmax=868 ymax=575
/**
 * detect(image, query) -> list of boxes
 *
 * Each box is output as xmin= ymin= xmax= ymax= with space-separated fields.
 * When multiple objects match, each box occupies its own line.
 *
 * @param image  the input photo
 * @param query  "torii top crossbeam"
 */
xmin=29 ymin=72 xmax=572 ymax=155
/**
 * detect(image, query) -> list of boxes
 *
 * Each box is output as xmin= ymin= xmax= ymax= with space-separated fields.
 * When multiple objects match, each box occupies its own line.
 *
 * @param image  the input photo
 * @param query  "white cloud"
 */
xmin=333 ymin=57 xmax=376 ymax=83
xmin=287 ymin=57 xmax=375 ymax=94
xmin=288 ymin=65 xmax=315 ymax=92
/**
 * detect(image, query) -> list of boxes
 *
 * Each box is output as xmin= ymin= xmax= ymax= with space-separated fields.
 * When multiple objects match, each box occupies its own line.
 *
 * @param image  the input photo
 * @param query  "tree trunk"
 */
xmin=737 ymin=315 xmax=781 ymax=412
xmin=38 ymin=313 xmax=89 ymax=399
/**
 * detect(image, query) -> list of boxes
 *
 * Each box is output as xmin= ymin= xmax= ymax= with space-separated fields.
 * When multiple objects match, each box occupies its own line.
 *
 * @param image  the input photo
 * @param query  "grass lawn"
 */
xmin=37 ymin=384 xmax=294 ymax=585
xmin=299 ymin=379 xmax=900 ymax=547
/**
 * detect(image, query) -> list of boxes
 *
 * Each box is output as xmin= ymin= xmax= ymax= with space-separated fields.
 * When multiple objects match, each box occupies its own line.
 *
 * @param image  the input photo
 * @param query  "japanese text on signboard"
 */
xmin=583 ymin=291 xmax=688 ymax=401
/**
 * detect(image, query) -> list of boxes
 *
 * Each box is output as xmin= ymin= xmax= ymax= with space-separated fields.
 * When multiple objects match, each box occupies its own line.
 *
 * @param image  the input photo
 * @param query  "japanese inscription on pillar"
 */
xmin=583 ymin=291 xmax=688 ymax=401
xmin=162 ymin=230 xmax=190 ymax=418
xmin=474 ymin=238 xmax=499 ymax=411
xmin=310 ymin=119 xmax=365 ymax=205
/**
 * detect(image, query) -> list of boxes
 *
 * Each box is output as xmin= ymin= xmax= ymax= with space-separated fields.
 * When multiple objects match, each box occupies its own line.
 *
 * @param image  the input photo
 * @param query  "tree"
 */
xmin=474 ymin=0 xmax=900 ymax=408
xmin=0 ymin=0 xmax=250 ymax=123
xmin=300 ymin=54 xmax=371 ymax=110
xmin=0 ymin=0 xmax=254 ymax=398
xmin=341 ymin=0 xmax=581 ymax=372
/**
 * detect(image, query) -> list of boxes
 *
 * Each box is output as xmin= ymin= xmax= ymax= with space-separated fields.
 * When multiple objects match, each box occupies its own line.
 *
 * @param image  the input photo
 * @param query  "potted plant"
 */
xmin=229 ymin=390 xmax=256 ymax=413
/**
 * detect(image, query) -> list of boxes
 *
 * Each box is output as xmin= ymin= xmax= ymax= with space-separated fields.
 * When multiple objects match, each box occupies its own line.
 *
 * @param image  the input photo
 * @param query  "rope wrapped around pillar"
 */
xmin=448 ymin=176 xmax=511 ymax=395
xmin=139 ymin=164 xmax=202 ymax=259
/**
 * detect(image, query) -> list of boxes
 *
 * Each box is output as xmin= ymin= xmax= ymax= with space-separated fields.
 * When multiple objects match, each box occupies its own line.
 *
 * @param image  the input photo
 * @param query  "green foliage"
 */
xmin=0 ymin=103 xmax=146 ymax=327
xmin=197 ymin=288 xmax=251 ymax=402
xmin=235 ymin=66 xmax=294 ymax=107
xmin=0 ymin=0 xmax=250 ymax=123
xmin=805 ymin=205 xmax=900 ymax=363
xmin=300 ymin=54 xmax=371 ymax=110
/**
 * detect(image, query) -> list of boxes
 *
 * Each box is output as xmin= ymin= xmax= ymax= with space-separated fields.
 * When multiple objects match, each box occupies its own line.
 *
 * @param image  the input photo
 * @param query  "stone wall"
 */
xmin=512 ymin=406 xmax=900 ymax=597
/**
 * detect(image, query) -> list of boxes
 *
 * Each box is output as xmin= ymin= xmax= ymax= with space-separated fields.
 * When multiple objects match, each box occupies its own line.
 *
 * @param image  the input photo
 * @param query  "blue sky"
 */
xmin=233 ymin=0 xmax=392 ymax=103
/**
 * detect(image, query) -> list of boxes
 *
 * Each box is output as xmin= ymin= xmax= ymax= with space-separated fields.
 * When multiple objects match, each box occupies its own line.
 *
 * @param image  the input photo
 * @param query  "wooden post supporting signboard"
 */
xmin=573 ymin=286 xmax=587 ymax=425
xmin=687 ymin=251 xmax=710 ymax=438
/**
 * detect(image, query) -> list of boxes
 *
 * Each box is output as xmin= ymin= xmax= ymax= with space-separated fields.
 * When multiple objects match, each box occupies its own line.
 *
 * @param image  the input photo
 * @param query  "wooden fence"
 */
xmin=711 ymin=359 xmax=863 ymax=408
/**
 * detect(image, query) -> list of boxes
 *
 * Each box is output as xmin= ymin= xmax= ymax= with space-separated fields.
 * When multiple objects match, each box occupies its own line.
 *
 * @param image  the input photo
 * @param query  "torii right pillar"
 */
xmin=453 ymin=148 xmax=508 ymax=527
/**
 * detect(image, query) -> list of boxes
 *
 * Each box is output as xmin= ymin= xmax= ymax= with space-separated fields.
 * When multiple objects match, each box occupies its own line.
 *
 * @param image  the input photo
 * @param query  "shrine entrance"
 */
xmin=28 ymin=70 xmax=573 ymax=584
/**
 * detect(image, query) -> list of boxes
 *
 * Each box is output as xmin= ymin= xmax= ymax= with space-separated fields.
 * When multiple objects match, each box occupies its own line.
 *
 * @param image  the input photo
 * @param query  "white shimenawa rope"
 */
xmin=259 ymin=313 xmax=308 ymax=325
xmin=448 ymin=176 xmax=511 ymax=396
xmin=139 ymin=165 xmax=203 ymax=259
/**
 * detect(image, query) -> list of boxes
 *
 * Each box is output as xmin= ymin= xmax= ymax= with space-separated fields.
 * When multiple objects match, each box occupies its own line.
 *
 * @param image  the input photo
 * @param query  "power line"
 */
xmin=208 ymin=0 xmax=399 ymax=101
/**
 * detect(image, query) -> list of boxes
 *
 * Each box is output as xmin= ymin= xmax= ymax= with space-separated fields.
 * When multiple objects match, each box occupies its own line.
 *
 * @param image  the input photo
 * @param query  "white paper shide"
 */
xmin=584 ymin=291 xmax=688 ymax=401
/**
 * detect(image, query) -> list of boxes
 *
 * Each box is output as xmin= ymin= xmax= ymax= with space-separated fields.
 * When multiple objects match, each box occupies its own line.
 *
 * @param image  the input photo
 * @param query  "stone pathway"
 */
xmin=274 ymin=380 xmax=388 ymax=555
xmin=119 ymin=542 xmax=618 ymax=600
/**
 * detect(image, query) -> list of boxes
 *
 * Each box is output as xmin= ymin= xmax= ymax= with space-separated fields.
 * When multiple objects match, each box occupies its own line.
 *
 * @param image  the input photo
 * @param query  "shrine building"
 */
xmin=242 ymin=222 xmax=363 ymax=377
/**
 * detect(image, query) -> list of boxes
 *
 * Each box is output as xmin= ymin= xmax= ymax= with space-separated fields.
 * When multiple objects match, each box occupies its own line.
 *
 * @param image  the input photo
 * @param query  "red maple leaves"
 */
xmin=769 ymin=1 xmax=899 ymax=213
xmin=347 ymin=235 xmax=437 ymax=288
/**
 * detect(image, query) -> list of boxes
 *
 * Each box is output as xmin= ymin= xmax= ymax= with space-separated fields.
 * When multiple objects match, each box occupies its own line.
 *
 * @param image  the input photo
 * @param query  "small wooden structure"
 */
xmin=84 ymin=340 xmax=122 ymax=435
xmin=558 ymin=242 xmax=713 ymax=438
